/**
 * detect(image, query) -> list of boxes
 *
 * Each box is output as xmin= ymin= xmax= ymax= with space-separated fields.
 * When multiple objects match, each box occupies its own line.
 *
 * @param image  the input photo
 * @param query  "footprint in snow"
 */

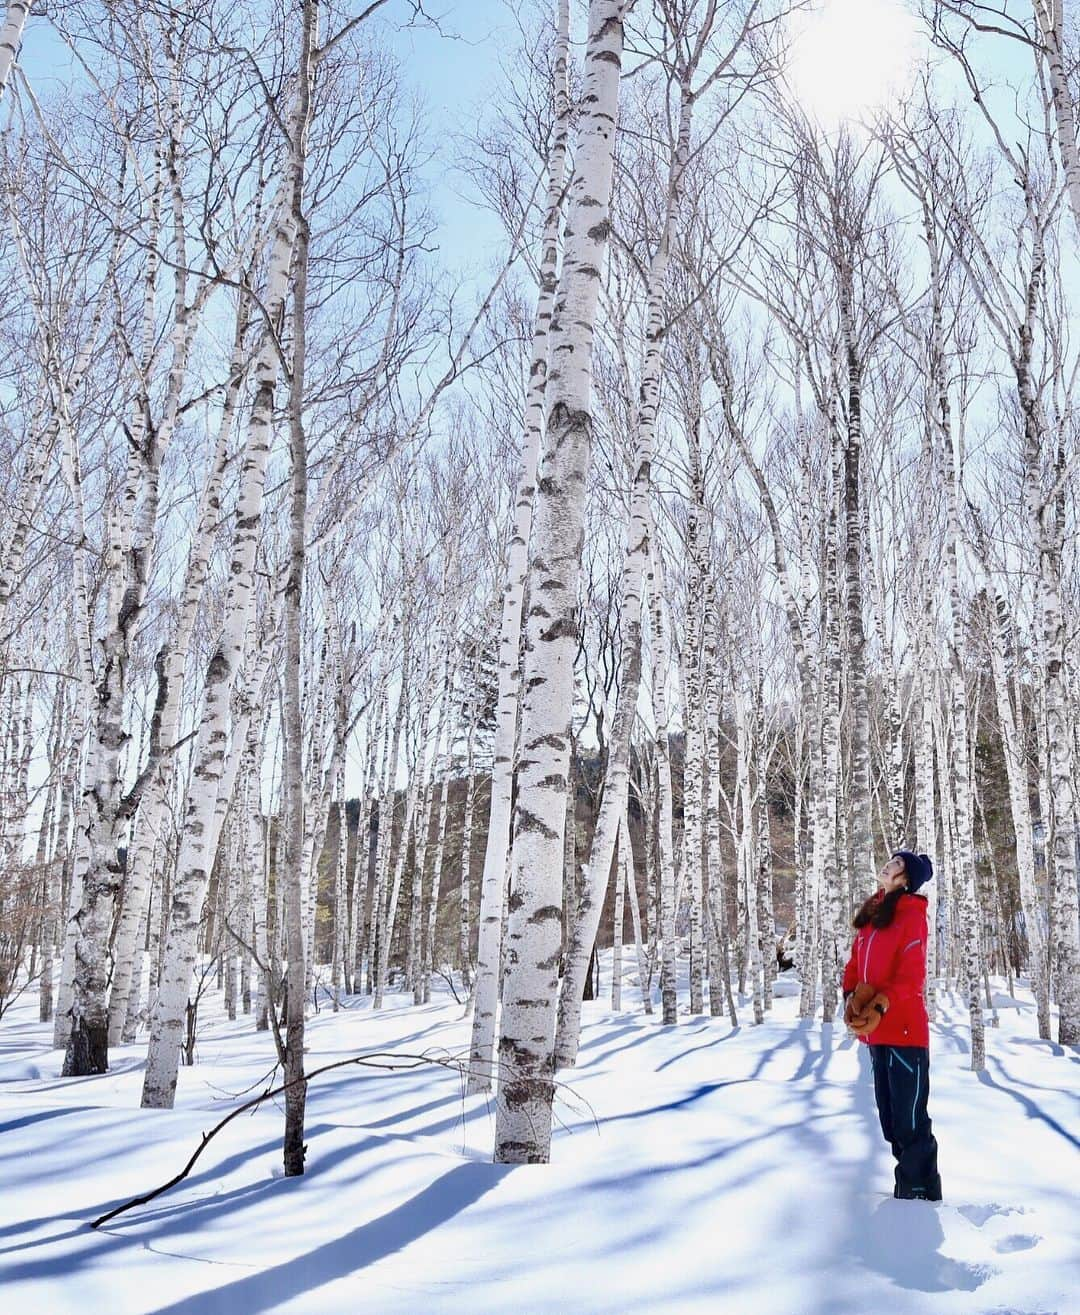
xmin=856 ymin=1199 xmax=995 ymax=1293
xmin=994 ymin=1233 xmax=1041 ymax=1253
xmin=957 ymin=1203 xmax=1025 ymax=1227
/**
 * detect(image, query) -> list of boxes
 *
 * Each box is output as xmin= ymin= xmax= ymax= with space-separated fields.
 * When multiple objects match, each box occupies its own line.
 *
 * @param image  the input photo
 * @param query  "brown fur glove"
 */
xmin=843 ymin=982 xmax=877 ymax=1028
xmin=847 ymin=990 xmax=889 ymax=1036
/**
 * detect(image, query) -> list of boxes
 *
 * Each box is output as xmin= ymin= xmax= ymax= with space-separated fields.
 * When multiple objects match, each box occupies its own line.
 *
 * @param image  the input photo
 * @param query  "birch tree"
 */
xmin=468 ymin=0 xmax=572 ymax=1095
xmin=494 ymin=0 xmax=631 ymax=1165
xmin=556 ymin=0 xmax=764 ymax=1069
xmin=141 ymin=4 xmax=319 ymax=1110
xmin=0 ymin=0 xmax=30 ymax=105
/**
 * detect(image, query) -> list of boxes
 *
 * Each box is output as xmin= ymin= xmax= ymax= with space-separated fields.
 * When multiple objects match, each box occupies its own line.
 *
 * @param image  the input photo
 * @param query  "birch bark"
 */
xmin=1018 ymin=324 xmax=1080 ymax=1047
xmin=754 ymin=684 xmax=776 ymax=1013
xmin=331 ymin=724 xmax=348 ymax=1009
xmin=1034 ymin=1 xmax=1080 ymax=237
xmin=141 ymin=45 xmax=313 ymax=1107
xmin=494 ymin=0 xmax=629 ymax=1165
xmin=555 ymin=68 xmax=694 ymax=1066
xmin=106 ymin=302 xmax=250 ymax=1045
xmin=646 ymin=519 xmax=679 ymax=1024
xmin=612 ymin=822 xmax=626 ymax=1011
xmin=422 ymin=659 xmax=458 ymax=1003
xmin=467 ymin=0 xmax=571 ymax=1096
xmin=735 ymin=688 xmax=764 ymax=1024
xmin=810 ymin=431 xmax=843 ymax=1023
xmin=838 ymin=277 xmax=874 ymax=901
xmin=0 ymin=0 xmax=30 ymax=104
xmin=682 ymin=416 xmax=707 ymax=1017
xmin=914 ymin=655 xmax=939 ymax=1018
xmin=937 ymin=382 xmax=985 ymax=1070
xmin=704 ymin=592 xmax=737 ymax=1024
xmin=280 ymin=96 xmax=315 ymax=1172
xmin=409 ymin=648 xmax=447 ymax=1001
xmin=369 ymin=680 xmax=404 ymax=996
xmin=458 ymin=690 xmax=478 ymax=991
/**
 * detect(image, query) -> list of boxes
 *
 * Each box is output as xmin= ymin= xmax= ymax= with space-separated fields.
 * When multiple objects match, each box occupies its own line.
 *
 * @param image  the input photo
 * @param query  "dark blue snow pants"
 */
xmin=869 ymin=1045 xmax=942 ymax=1201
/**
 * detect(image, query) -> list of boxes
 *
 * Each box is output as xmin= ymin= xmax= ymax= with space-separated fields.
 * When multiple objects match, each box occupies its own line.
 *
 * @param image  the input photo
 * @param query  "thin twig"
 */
xmin=89 ymin=1049 xmax=465 ymax=1230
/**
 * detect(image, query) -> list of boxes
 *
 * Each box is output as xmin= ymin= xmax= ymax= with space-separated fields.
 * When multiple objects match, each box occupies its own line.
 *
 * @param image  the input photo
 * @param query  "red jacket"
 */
xmin=841 ymin=893 xmax=930 ymax=1047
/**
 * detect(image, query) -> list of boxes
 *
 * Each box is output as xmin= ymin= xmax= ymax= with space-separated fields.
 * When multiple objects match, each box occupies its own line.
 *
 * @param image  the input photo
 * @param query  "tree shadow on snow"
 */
xmin=145 ymin=1160 xmax=509 ymax=1315
xmin=1009 ymin=1034 xmax=1072 ymax=1060
xmin=789 ymin=1020 xmax=844 ymax=1083
xmin=579 ymin=1026 xmax=668 ymax=1068
xmin=930 ymin=1021 xmax=970 ymax=1055
xmin=323 ymin=1090 xmax=462 ymax=1132
xmin=0 ymin=1123 xmax=384 ymax=1267
xmin=577 ymin=1022 xmax=641 ymax=1052
xmin=977 ymin=1061 xmax=1080 ymax=1151
xmin=653 ymin=1027 xmax=739 ymax=1071
xmin=0 ymin=1106 xmax=98 ymax=1135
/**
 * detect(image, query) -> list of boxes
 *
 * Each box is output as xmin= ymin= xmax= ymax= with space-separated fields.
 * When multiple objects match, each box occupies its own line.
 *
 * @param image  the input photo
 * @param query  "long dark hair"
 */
xmin=853 ymin=885 xmax=906 ymax=930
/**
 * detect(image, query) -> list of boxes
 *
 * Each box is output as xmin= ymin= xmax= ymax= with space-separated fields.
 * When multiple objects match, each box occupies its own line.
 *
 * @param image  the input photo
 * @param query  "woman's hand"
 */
xmin=844 ymin=981 xmax=877 ymax=1027
xmin=847 ymin=989 xmax=889 ymax=1035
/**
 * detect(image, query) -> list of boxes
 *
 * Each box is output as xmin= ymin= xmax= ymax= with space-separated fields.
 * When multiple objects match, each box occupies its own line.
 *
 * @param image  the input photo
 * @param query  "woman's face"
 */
xmin=877 ymin=855 xmax=908 ymax=894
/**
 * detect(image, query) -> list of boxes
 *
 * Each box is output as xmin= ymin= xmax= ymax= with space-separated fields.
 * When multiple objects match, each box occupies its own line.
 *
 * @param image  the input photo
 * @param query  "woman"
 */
xmin=841 ymin=849 xmax=943 ymax=1202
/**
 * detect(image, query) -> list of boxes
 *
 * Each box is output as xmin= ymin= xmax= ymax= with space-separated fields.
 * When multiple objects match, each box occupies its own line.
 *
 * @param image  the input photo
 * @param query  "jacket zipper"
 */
xmin=860 ymin=930 xmax=877 ymax=982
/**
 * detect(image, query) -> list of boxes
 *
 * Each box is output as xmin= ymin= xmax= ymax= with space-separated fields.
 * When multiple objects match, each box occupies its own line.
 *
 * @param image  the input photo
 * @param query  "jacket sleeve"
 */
xmin=884 ymin=904 xmax=928 ymax=1004
xmin=841 ymin=936 xmax=859 ymax=995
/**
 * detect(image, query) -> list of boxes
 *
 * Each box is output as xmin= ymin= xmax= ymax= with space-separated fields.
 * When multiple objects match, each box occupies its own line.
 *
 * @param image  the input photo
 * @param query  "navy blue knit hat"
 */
xmin=892 ymin=850 xmax=933 ymax=894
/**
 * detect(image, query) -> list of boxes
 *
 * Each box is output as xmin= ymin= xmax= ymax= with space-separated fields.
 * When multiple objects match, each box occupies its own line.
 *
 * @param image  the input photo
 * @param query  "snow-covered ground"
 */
xmin=2 ymin=962 xmax=1077 ymax=1315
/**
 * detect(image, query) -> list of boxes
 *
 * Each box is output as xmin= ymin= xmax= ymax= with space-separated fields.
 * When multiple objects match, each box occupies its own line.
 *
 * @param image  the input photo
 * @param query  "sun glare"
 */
xmin=785 ymin=0 xmax=923 ymax=128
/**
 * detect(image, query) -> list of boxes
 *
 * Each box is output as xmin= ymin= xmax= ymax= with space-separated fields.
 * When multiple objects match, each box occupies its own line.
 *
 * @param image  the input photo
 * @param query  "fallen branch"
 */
xmin=89 ymin=1049 xmax=466 ymax=1230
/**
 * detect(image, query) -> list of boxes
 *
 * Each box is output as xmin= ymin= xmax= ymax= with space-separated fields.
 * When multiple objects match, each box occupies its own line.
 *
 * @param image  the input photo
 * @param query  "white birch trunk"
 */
xmin=494 ymin=0 xmax=628 ymax=1165
xmin=331 ymin=736 xmax=348 ymax=1010
xmin=755 ymin=707 xmax=776 ymax=1013
xmin=253 ymin=811 xmax=270 ymax=1032
xmin=808 ymin=433 xmax=842 ymax=1022
xmin=611 ymin=822 xmax=626 ymax=1011
xmin=458 ymin=701 xmax=478 ymax=992
xmin=0 ymin=0 xmax=30 ymax=103
xmin=646 ymin=521 xmax=679 ymax=1025
xmin=376 ymin=761 xmax=422 ymax=1010
xmin=467 ymin=0 xmax=571 ymax=1095
xmin=939 ymin=394 xmax=985 ymax=1069
xmin=914 ymin=657 xmax=939 ymax=1019
xmin=422 ymin=676 xmax=457 ymax=1003
xmin=409 ymin=651 xmax=447 ymax=1001
xmin=704 ymin=592 xmax=737 ymax=1024
xmin=838 ymin=279 xmax=874 ymax=901
xmin=554 ymin=75 xmax=694 ymax=1064
xmin=1036 ymin=2 xmax=1080 ymax=237
xmin=368 ymin=684 xmax=403 ymax=995
xmin=622 ymin=806 xmax=651 ymax=1015
xmin=140 ymin=106 xmax=309 ymax=1108
xmin=1016 ymin=246 xmax=1080 ymax=1045
xmin=735 ymin=690 xmax=764 ymax=1024
xmin=106 ymin=309 xmax=248 ymax=1045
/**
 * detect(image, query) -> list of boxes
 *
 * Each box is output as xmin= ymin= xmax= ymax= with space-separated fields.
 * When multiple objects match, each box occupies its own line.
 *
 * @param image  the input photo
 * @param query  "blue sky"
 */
xmin=11 ymin=1 xmax=521 ymax=282
xmin=380 ymin=1 xmax=520 ymax=275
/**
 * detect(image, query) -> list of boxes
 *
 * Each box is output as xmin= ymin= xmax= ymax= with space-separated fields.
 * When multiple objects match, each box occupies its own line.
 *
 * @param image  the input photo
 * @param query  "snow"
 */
xmin=1 ymin=962 xmax=1077 ymax=1315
